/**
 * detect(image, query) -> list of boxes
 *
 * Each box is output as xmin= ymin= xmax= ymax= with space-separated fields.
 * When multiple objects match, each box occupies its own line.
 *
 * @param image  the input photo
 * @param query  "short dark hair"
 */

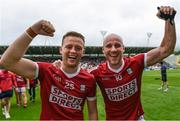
xmin=62 ymin=31 xmax=85 ymax=45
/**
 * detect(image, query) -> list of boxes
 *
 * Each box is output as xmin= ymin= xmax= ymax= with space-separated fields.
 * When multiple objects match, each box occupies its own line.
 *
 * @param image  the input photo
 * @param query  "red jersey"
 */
xmin=29 ymin=79 xmax=34 ymax=85
xmin=37 ymin=62 xmax=96 ymax=120
xmin=29 ymin=79 xmax=37 ymax=87
xmin=0 ymin=70 xmax=14 ymax=92
xmin=14 ymin=75 xmax=27 ymax=87
xmin=90 ymin=53 xmax=146 ymax=120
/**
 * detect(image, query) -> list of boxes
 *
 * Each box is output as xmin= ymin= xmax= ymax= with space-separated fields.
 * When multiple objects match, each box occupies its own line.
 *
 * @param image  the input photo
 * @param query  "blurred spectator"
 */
xmin=14 ymin=75 xmax=28 ymax=108
xmin=28 ymin=78 xmax=39 ymax=102
xmin=0 ymin=69 xmax=15 ymax=119
xmin=158 ymin=61 xmax=169 ymax=92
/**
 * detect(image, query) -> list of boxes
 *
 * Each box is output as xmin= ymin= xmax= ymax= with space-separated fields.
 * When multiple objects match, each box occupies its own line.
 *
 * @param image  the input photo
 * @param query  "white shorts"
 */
xmin=16 ymin=87 xmax=26 ymax=93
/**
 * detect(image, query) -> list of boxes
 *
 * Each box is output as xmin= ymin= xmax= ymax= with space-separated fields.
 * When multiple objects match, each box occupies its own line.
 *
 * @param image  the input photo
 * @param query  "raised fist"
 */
xmin=157 ymin=6 xmax=176 ymax=25
xmin=31 ymin=20 xmax=55 ymax=37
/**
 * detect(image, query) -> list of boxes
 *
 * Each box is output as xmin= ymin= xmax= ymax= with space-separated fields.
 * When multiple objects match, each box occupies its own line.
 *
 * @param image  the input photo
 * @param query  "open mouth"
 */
xmin=109 ymin=54 xmax=119 ymax=58
xmin=68 ymin=56 xmax=77 ymax=60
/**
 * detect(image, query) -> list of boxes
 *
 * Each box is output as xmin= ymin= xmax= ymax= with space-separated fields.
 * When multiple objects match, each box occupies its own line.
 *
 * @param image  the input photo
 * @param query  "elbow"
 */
xmin=169 ymin=48 xmax=175 ymax=54
xmin=0 ymin=57 xmax=18 ymax=69
xmin=0 ymin=59 xmax=10 ymax=69
xmin=0 ymin=59 xmax=6 ymax=67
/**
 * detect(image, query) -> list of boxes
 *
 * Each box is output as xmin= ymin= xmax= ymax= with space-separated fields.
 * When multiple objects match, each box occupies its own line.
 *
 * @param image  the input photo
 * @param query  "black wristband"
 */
xmin=157 ymin=7 xmax=176 ymax=25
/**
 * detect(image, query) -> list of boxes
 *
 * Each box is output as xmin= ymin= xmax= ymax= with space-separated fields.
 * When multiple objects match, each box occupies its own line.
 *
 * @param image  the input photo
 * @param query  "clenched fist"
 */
xmin=157 ymin=6 xmax=176 ymax=25
xmin=30 ymin=20 xmax=55 ymax=37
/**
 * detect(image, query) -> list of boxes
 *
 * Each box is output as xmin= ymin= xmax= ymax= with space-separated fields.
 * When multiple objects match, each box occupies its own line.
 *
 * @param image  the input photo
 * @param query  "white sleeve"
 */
xmin=144 ymin=53 xmax=147 ymax=67
xmin=87 ymin=96 xmax=96 ymax=101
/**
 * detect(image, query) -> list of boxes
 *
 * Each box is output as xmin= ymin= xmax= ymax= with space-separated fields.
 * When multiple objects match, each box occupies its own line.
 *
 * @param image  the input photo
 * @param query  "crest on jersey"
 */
xmin=127 ymin=68 xmax=133 ymax=75
xmin=80 ymin=85 xmax=86 ymax=92
xmin=53 ymin=74 xmax=61 ymax=82
xmin=114 ymin=74 xmax=122 ymax=81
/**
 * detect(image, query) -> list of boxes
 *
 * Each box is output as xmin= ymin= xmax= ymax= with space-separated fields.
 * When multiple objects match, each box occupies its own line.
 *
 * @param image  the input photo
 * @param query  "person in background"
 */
xmin=14 ymin=74 xmax=28 ymax=108
xmin=28 ymin=78 xmax=38 ymax=102
xmin=158 ymin=61 xmax=169 ymax=92
xmin=0 ymin=68 xmax=15 ymax=119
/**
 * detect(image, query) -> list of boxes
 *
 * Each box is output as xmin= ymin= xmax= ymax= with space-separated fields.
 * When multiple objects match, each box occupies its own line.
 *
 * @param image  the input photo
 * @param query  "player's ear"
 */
xmin=81 ymin=49 xmax=84 ymax=55
xmin=80 ymin=49 xmax=84 ymax=58
xmin=122 ymin=47 xmax=125 ymax=53
xmin=102 ymin=47 xmax=105 ymax=54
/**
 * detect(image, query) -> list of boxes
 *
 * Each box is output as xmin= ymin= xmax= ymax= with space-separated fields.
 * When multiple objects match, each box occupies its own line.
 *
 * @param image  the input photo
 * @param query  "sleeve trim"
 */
xmin=144 ymin=53 xmax=147 ymax=67
xmin=87 ymin=96 xmax=96 ymax=101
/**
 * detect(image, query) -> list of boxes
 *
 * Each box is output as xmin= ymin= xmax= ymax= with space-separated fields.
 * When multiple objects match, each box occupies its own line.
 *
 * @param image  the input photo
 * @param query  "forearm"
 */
xmin=146 ymin=6 xmax=176 ymax=66
xmin=1 ymin=32 xmax=34 ymax=67
xmin=160 ymin=21 xmax=176 ymax=56
xmin=87 ymin=100 xmax=98 ymax=120
xmin=89 ymin=112 xmax=98 ymax=120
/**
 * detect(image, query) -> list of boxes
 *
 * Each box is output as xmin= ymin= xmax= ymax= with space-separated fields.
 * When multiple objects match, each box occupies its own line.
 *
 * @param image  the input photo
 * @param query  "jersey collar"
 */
xmin=60 ymin=65 xmax=81 ymax=78
xmin=107 ymin=59 xmax=125 ymax=73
